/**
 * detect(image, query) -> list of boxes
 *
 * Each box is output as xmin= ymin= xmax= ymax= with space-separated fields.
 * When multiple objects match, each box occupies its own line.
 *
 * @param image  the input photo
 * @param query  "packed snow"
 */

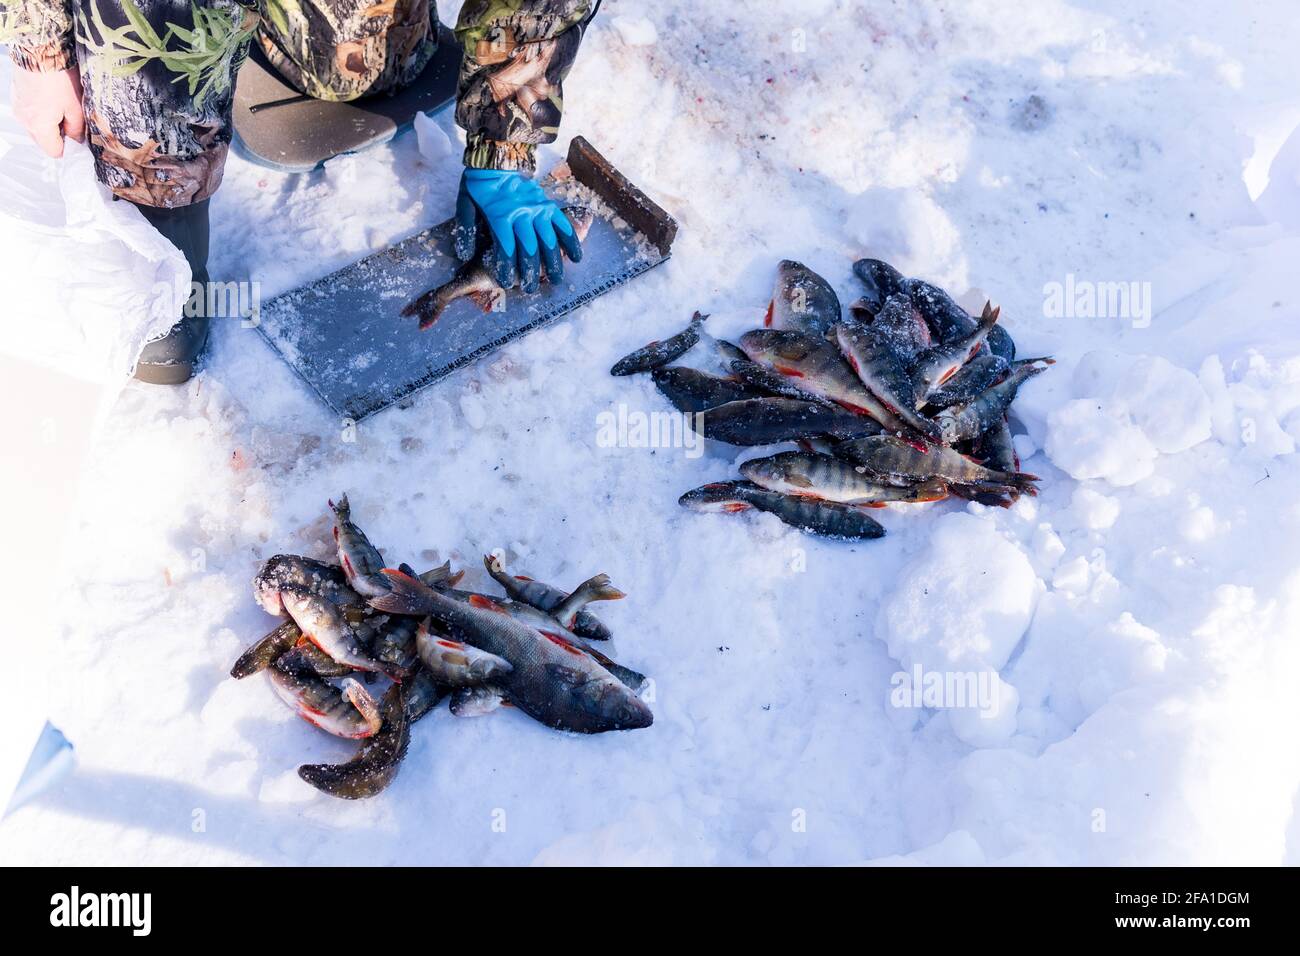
xmin=3 ymin=0 xmax=1300 ymax=865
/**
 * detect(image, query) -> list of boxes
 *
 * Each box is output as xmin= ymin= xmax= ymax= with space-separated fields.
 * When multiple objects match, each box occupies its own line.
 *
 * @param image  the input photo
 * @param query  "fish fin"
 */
xmin=467 ymin=594 xmax=508 ymax=614
xmin=418 ymin=560 xmax=452 ymax=586
xmin=980 ymin=301 xmax=1001 ymax=327
xmin=365 ymin=569 xmax=436 ymax=615
xmin=763 ymin=301 xmax=774 ymax=327
xmin=554 ymin=572 xmax=626 ymax=626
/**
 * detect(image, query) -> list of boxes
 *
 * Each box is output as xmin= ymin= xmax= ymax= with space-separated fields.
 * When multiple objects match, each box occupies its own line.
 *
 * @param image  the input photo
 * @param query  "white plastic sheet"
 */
xmin=0 ymin=60 xmax=190 ymax=385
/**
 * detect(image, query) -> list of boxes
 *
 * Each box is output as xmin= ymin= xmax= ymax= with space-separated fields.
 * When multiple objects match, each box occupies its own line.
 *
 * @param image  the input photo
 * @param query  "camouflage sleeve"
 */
xmin=1 ymin=0 xmax=78 ymax=71
xmin=454 ymin=0 xmax=594 ymax=174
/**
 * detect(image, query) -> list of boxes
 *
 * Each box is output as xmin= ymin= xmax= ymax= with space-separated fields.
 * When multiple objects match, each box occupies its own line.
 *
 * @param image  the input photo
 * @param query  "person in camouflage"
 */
xmin=1 ymin=0 xmax=596 ymax=381
xmin=256 ymin=0 xmax=439 ymax=104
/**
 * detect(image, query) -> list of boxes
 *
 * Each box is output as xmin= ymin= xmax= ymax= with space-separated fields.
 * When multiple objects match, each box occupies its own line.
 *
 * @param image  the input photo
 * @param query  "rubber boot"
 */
xmin=132 ymin=199 xmax=212 ymax=385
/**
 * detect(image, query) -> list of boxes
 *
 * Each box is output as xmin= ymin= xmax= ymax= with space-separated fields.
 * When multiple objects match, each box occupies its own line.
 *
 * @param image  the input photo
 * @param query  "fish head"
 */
xmin=575 ymin=677 xmax=654 ymax=730
xmin=852 ymin=258 xmax=906 ymax=303
xmin=739 ymin=453 xmax=813 ymax=490
xmin=771 ymin=260 xmax=840 ymax=332
xmin=678 ymin=482 xmax=756 ymax=513
xmin=278 ymin=585 xmax=330 ymax=629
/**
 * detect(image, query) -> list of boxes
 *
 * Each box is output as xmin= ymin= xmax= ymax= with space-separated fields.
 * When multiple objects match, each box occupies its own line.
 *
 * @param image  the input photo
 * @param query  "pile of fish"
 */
xmin=230 ymin=495 xmax=652 ymax=799
xmin=611 ymin=258 xmax=1052 ymax=540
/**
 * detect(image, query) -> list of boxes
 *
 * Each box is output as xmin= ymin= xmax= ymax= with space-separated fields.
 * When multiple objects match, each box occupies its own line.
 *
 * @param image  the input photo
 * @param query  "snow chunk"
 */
xmin=1114 ymin=356 xmax=1212 ymax=454
xmin=1045 ymin=399 xmax=1158 ymax=486
xmin=845 ymin=187 xmax=966 ymax=290
xmin=876 ymin=514 xmax=1040 ymax=747
xmin=949 ymin=672 xmax=1020 ymax=748
xmin=1071 ymin=486 xmax=1121 ymax=530
xmin=611 ymin=16 xmax=659 ymax=47
xmin=414 ymin=111 xmax=453 ymax=164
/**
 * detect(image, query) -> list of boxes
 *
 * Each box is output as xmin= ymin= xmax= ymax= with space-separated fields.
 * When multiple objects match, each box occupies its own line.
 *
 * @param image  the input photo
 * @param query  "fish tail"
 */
xmin=418 ymin=560 xmax=453 ymax=587
xmin=553 ymin=573 xmax=626 ymax=628
xmin=342 ymin=679 xmax=382 ymax=737
xmin=979 ymin=300 xmax=1001 ymax=329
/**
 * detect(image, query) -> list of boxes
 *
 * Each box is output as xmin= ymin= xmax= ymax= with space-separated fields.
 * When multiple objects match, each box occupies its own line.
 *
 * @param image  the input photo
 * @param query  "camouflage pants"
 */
xmin=3 ymin=0 xmax=436 ymax=206
xmin=16 ymin=0 xmax=261 ymax=207
xmin=257 ymin=0 xmax=438 ymax=102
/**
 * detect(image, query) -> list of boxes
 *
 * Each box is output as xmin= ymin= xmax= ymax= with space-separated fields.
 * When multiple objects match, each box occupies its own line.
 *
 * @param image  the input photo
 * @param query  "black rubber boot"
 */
xmin=133 ymin=199 xmax=212 ymax=385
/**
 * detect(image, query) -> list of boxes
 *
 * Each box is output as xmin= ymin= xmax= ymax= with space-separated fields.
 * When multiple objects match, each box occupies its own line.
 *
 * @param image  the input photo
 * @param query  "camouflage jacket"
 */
xmin=0 ymin=0 xmax=593 ymax=203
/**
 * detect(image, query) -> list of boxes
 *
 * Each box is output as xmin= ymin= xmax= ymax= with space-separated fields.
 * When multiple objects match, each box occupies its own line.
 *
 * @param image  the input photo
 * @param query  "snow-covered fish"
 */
xmin=416 ymin=616 xmax=515 ymax=685
xmin=367 ymin=569 xmax=652 ymax=734
xmin=330 ymin=494 xmax=391 ymax=599
xmin=833 ymin=321 xmax=944 ymax=441
xmin=267 ymin=657 xmax=382 ymax=739
xmin=280 ymin=585 xmax=387 ymax=675
xmin=852 ymin=257 xmax=908 ymax=308
xmin=679 ymin=480 xmax=887 ymax=540
xmin=765 ymin=259 xmax=841 ymax=335
xmin=861 ymin=292 xmax=932 ymax=358
xmin=297 ymin=683 xmax=412 ymax=799
xmin=904 ymin=277 xmax=979 ymax=343
xmin=934 ymin=358 xmax=1053 ymax=443
xmin=253 ymin=554 xmax=358 ymax=615
xmin=699 ymin=397 xmax=882 ymax=446
xmin=740 ymin=451 xmax=948 ymax=505
xmin=483 ymin=554 xmax=614 ymax=642
xmin=834 ymin=434 xmax=1038 ymax=497
xmin=739 ymin=328 xmax=907 ymax=430
xmin=610 ymin=311 xmax=707 ymax=376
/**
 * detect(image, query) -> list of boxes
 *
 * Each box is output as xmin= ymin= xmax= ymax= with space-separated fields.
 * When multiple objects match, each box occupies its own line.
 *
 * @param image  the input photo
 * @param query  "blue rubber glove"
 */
xmin=455 ymin=168 xmax=583 ymax=294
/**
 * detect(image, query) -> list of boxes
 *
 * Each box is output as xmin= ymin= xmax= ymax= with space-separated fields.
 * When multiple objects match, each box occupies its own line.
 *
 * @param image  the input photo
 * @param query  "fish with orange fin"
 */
xmin=402 ymin=206 xmax=595 ymax=330
xmin=483 ymin=554 xmax=616 ymax=642
xmin=280 ymin=585 xmax=391 ymax=676
xmin=329 ymin=494 xmax=392 ymax=599
xmin=679 ymin=480 xmax=886 ymax=540
xmin=267 ymin=653 xmax=382 ymax=739
xmin=740 ymin=451 xmax=949 ymax=506
xmin=833 ymin=320 xmax=945 ymax=442
xmin=738 ymin=328 xmax=909 ymax=431
xmin=908 ymin=301 xmax=1001 ymax=405
xmin=416 ymin=616 xmax=515 ymax=685
xmin=366 ymin=568 xmax=651 ymax=733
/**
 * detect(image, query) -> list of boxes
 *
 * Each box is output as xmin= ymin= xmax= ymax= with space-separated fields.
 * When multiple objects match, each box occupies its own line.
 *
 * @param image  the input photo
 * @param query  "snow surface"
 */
xmin=5 ymin=0 xmax=1300 ymax=865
